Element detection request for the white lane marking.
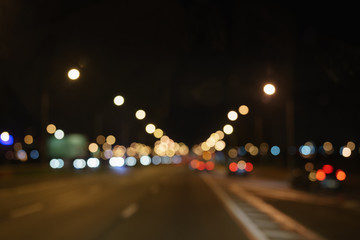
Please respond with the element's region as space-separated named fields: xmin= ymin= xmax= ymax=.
xmin=121 ymin=203 xmax=138 ymax=219
xmin=10 ymin=203 xmax=44 ymax=219
xmin=200 ymin=174 xmax=269 ymax=240
xmin=229 ymin=184 xmax=325 ymax=240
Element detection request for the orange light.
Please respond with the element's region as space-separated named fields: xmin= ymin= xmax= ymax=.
xmin=316 ymin=169 xmax=326 ymax=181
xmin=229 ymin=162 xmax=238 ymax=172
xmin=197 ymin=161 xmax=205 ymax=171
xmin=245 ymin=162 xmax=254 ymax=172
xmin=190 ymin=159 xmax=199 ymax=169
xmin=202 ymin=151 xmax=212 ymax=161
xmin=322 ymin=164 xmax=334 ymax=174
xmin=336 ymin=170 xmax=346 ymax=181
xmin=206 ymin=161 xmax=215 ymax=171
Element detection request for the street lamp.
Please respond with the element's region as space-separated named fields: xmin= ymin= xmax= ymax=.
xmin=263 ymin=83 xmax=276 ymax=95
xmin=113 ymin=95 xmax=125 ymax=106
xmin=67 ymin=68 xmax=80 ymax=80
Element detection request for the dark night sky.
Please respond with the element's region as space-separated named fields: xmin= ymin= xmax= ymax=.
xmin=1 ymin=1 xmax=360 ymax=147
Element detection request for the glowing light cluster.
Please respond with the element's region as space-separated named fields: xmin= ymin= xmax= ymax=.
xmin=50 ymin=159 xmax=65 ymax=169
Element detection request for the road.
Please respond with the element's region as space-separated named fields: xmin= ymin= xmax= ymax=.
xmin=0 ymin=165 xmax=359 ymax=240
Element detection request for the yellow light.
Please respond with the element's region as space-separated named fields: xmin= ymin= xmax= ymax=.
xmin=154 ymin=129 xmax=164 ymax=138
xmin=68 ymin=68 xmax=80 ymax=80
xmin=227 ymin=111 xmax=238 ymax=121
xmin=263 ymin=83 xmax=276 ymax=95
xmin=135 ymin=109 xmax=146 ymax=120
xmin=96 ymin=135 xmax=106 ymax=145
xmin=215 ymin=140 xmax=226 ymax=151
xmin=245 ymin=143 xmax=253 ymax=152
xmin=202 ymin=151 xmax=212 ymax=161
xmin=223 ymin=124 xmax=233 ymax=135
xmin=106 ymin=135 xmax=116 ymax=145
xmin=323 ymin=141 xmax=333 ymax=152
xmin=228 ymin=148 xmax=238 ymax=158
xmin=24 ymin=135 xmax=33 ymax=145
xmin=114 ymin=95 xmax=125 ymax=106
xmin=88 ymin=143 xmax=99 ymax=153
xmin=145 ymin=124 xmax=156 ymax=134
xmin=215 ymin=130 xmax=225 ymax=140
xmin=249 ymin=146 xmax=259 ymax=156
xmin=46 ymin=124 xmax=56 ymax=134
xmin=206 ymin=138 xmax=216 ymax=147
xmin=201 ymin=142 xmax=210 ymax=151
xmin=238 ymin=105 xmax=249 ymax=115
xmin=102 ymin=143 xmax=111 ymax=151
xmin=347 ymin=141 xmax=355 ymax=151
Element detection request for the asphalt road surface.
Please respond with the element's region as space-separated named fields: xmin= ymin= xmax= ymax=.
xmin=1 ymin=165 xmax=359 ymax=240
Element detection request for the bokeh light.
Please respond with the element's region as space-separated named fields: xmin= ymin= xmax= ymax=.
xmin=73 ymin=159 xmax=86 ymax=169
xmin=228 ymin=148 xmax=238 ymax=158
xmin=68 ymin=68 xmax=80 ymax=80
xmin=96 ymin=135 xmax=106 ymax=145
xmin=24 ymin=135 xmax=33 ymax=145
xmin=263 ymin=83 xmax=276 ymax=95
xmin=140 ymin=156 xmax=151 ymax=166
xmin=135 ymin=109 xmax=146 ymax=120
xmin=223 ymin=124 xmax=233 ymax=135
xmin=215 ymin=140 xmax=226 ymax=151
xmin=106 ymin=135 xmax=116 ymax=145
xmin=271 ymin=146 xmax=280 ymax=156
xmin=125 ymin=157 xmax=137 ymax=167
xmin=227 ymin=111 xmax=238 ymax=121
xmin=238 ymin=105 xmax=249 ymax=115
xmin=229 ymin=162 xmax=238 ymax=172
xmin=336 ymin=170 xmax=346 ymax=181
xmin=88 ymin=143 xmax=99 ymax=153
xmin=154 ymin=129 xmax=164 ymax=138
xmin=114 ymin=95 xmax=125 ymax=106
xmin=341 ymin=147 xmax=351 ymax=157
xmin=54 ymin=129 xmax=65 ymax=140
xmin=46 ymin=124 xmax=56 ymax=134
xmin=50 ymin=159 xmax=64 ymax=169
xmin=316 ymin=169 xmax=326 ymax=181
xmin=1 ymin=132 xmax=10 ymax=142
xmin=87 ymin=158 xmax=100 ymax=168
xmin=30 ymin=150 xmax=39 ymax=159
xmin=145 ymin=124 xmax=156 ymax=134
xmin=109 ymin=157 xmax=125 ymax=167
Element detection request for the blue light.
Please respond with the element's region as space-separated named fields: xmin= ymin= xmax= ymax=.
xmin=238 ymin=146 xmax=247 ymax=156
xmin=271 ymin=146 xmax=280 ymax=156
xmin=0 ymin=135 xmax=14 ymax=146
xmin=300 ymin=145 xmax=311 ymax=155
xmin=30 ymin=150 xmax=39 ymax=159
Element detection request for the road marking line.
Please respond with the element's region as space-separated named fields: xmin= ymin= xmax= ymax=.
xmin=121 ymin=203 xmax=138 ymax=219
xmin=10 ymin=203 xmax=44 ymax=219
xmin=200 ymin=174 xmax=270 ymax=240
xmin=229 ymin=184 xmax=325 ymax=240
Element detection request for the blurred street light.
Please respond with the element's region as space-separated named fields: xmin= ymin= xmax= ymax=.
xmin=238 ymin=105 xmax=249 ymax=115
xmin=135 ymin=109 xmax=146 ymax=120
xmin=223 ymin=124 xmax=233 ymax=135
xmin=227 ymin=111 xmax=238 ymax=121
xmin=263 ymin=83 xmax=276 ymax=95
xmin=54 ymin=129 xmax=64 ymax=140
xmin=67 ymin=68 xmax=80 ymax=80
xmin=145 ymin=124 xmax=156 ymax=134
xmin=113 ymin=95 xmax=125 ymax=106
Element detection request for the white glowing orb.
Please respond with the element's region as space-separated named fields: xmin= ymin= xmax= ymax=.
xmin=109 ymin=157 xmax=125 ymax=167
xmin=135 ymin=109 xmax=146 ymax=120
xmin=0 ymin=132 xmax=10 ymax=142
xmin=73 ymin=159 xmax=86 ymax=169
xmin=227 ymin=111 xmax=238 ymax=121
xmin=223 ymin=124 xmax=233 ymax=135
xmin=114 ymin=95 xmax=125 ymax=106
xmin=263 ymin=83 xmax=276 ymax=95
xmin=125 ymin=157 xmax=137 ymax=167
xmin=140 ymin=156 xmax=151 ymax=166
xmin=87 ymin=158 xmax=100 ymax=168
xmin=68 ymin=68 xmax=80 ymax=80
xmin=54 ymin=129 xmax=64 ymax=140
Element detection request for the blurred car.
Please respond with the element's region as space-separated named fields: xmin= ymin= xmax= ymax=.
xmin=226 ymin=158 xmax=254 ymax=177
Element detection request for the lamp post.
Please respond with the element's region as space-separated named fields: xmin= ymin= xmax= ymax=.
xmin=263 ymin=83 xmax=295 ymax=169
xmin=39 ymin=68 xmax=80 ymax=164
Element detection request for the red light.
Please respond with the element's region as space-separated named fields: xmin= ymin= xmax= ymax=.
xmin=336 ymin=170 xmax=346 ymax=181
xmin=229 ymin=162 xmax=238 ymax=172
xmin=245 ymin=162 xmax=254 ymax=172
xmin=197 ymin=161 xmax=205 ymax=171
xmin=323 ymin=164 xmax=334 ymax=174
xmin=190 ymin=159 xmax=199 ymax=169
xmin=316 ymin=169 xmax=326 ymax=181
xmin=205 ymin=161 xmax=215 ymax=171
